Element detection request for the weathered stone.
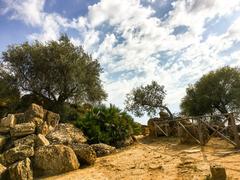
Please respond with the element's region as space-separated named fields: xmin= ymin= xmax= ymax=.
xmin=44 ymin=110 xmax=60 ymax=129
xmin=24 ymin=103 xmax=44 ymax=121
xmin=71 ymin=143 xmax=96 ymax=165
xmin=35 ymin=134 xmax=49 ymax=147
xmin=13 ymin=134 xmax=37 ymax=147
xmin=0 ymin=126 xmax=10 ymax=134
xmin=210 ymin=164 xmax=227 ymax=180
xmin=33 ymin=145 xmax=79 ymax=176
xmin=0 ymin=163 xmax=7 ymax=179
xmin=8 ymin=158 xmax=33 ymax=180
xmin=116 ymin=136 xmax=134 ymax=148
xmin=36 ymin=121 xmax=50 ymax=135
xmin=0 ymin=135 xmax=8 ymax=149
xmin=14 ymin=113 xmax=25 ymax=124
xmin=91 ymin=143 xmax=116 ymax=157
xmin=10 ymin=123 xmax=35 ymax=137
xmin=0 ymin=114 xmax=16 ymax=128
xmin=46 ymin=123 xmax=87 ymax=145
xmin=3 ymin=145 xmax=34 ymax=165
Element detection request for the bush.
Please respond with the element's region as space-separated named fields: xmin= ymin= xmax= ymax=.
xmin=76 ymin=104 xmax=141 ymax=146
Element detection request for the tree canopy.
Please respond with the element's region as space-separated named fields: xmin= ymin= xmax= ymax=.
xmin=1 ymin=35 xmax=107 ymax=111
xmin=181 ymin=66 xmax=240 ymax=116
xmin=125 ymin=81 xmax=173 ymax=119
xmin=0 ymin=69 xmax=20 ymax=116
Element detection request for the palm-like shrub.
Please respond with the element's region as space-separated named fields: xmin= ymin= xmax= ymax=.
xmin=76 ymin=104 xmax=141 ymax=146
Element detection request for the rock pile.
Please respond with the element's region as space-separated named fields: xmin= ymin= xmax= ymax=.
xmin=0 ymin=103 xmax=116 ymax=179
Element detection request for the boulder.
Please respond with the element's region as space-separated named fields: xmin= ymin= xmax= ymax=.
xmin=35 ymin=134 xmax=49 ymax=147
xmin=14 ymin=113 xmax=25 ymax=124
xmin=91 ymin=143 xmax=116 ymax=157
xmin=3 ymin=145 xmax=34 ymax=165
xmin=13 ymin=134 xmax=37 ymax=147
xmin=44 ymin=110 xmax=60 ymax=129
xmin=8 ymin=158 xmax=33 ymax=180
xmin=33 ymin=145 xmax=79 ymax=176
xmin=116 ymin=136 xmax=134 ymax=148
xmin=210 ymin=164 xmax=227 ymax=180
xmin=24 ymin=103 xmax=44 ymax=121
xmin=0 ymin=114 xmax=16 ymax=128
xmin=0 ymin=115 xmax=16 ymax=133
xmin=46 ymin=123 xmax=87 ymax=145
xmin=71 ymin=143 xmax=96 ymax=165
xmin=0 ymin=163 xmax=7 ymax=179
xmin=10 ymin=123 xmax=36 ymax=137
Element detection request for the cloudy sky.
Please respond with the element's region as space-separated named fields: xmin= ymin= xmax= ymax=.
xmin=0 ymin=0 xmax=240 ymax=123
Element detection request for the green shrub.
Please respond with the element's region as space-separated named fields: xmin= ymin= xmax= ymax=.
xmin=76 ymin=104 xmax=141 ymax=146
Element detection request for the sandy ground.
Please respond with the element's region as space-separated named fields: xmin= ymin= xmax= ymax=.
xmin=41 ymin=136 xmax=240 ymax=180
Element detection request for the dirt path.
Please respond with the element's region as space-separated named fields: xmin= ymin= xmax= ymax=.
xmin=42 ymin=137 xmax=240 ymax=180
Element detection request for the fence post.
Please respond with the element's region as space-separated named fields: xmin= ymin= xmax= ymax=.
xmin=229 ymin=113 xmax=240 ymax=149
xmin=198 ymin=118 xmax=204 ymax=146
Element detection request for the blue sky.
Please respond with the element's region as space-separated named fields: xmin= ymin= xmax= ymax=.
xmin=1 ymin=0 xmax=240 ymax=124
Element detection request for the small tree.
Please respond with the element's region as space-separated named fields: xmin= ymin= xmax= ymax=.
xmin=181 ymin=66 xmax=240 ymax=116
xmin=125 ymin=81 xmax=173 ymax=119
xmin=2 ymin=35 xmax=107 ymax=111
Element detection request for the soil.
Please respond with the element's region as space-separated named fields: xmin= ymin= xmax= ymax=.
xmin=42 ymin=136 xmax=240 ymax=180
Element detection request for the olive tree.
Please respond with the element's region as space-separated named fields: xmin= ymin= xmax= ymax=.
xmin=125 ymin=81 xmax=173 ymax=119
xmin=181 ymin=66 xmax=240 ymax=116
xmin=1 ymin=35 xmax=107 ymax=110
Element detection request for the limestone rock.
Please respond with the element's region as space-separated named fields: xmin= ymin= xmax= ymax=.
xmin=33 ymin=145 xmax=79 ymax=176
xmin=91 ymin=143 xmax=116 ymax=157
xmin=0 ymin=126 xmax=10 ymax=134
xmin=210 ymin=164 xmax=227 ymax=180
xmin=8 ymin=158 xmax=33 ymax=180
xmin=13 ymin=134 xmax=37 ymax=147
xmin=24 ymin=103 xmax=44 ymax=121
xmin=46 ymin=123 xmax=87 ymax=145
xmin=35 ymin=134 xmax=49 ymax=147
xmin=3 ymin=145 xmax=34 ymax=165
xmin=116 ymin=136 xmax=134 ymax=148
xmin=10 ymin=123 xmax=35 ymax=137
xmin=71 ymin=143 xmax=96 ymax=165
xmin=0 ymin=163 xmax=7 ymax=179
xmin=1 ymin=114 xmax=16 ymax=128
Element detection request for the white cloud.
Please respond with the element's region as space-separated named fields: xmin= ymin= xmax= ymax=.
xmin=2 ymin=0 xmax=240 ymax=124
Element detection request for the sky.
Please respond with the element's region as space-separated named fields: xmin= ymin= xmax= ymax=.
xmin=0 ymin=0 xmax=240 ymax=124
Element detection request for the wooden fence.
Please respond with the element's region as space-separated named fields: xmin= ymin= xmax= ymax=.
xmin=152 ymin=112 xmax=240 ymax=148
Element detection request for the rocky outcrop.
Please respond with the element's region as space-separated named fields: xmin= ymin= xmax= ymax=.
xmin=33 ymin=145 xmax=80 ymax=176
xmin=0 ymin=135 xmax=8 ymax=151
xmin=3 ymin=145 xmax=34 ymax=165
xmin=91 ymin=143 xmax=116 ymax=157
xmin=46 ymin=123 xmax=87 ymax=145
xmin=71 ymin=143 xmax=96 ymax=165
xmin=8 ymin=158 xmax=33 ymax=180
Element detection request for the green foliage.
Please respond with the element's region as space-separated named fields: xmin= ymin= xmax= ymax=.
xmin=125 ymin=81 xmax=173 ymax=119
xmin=181 ymin=66 xmax=240 ymax=116
xmin=76 ymin=104 xmax=141 ymax=146
xmin=1 ymin=34 xmax=107 ymax=113
xmin=0 ymin=69 xmax=20 ymax=117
